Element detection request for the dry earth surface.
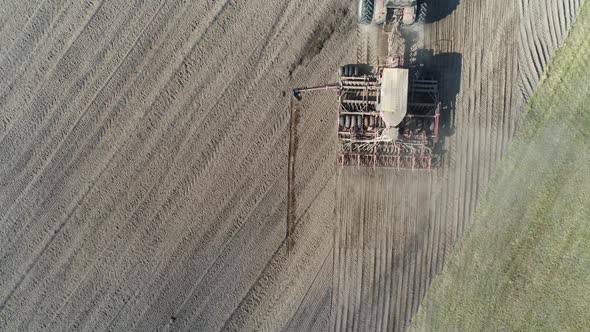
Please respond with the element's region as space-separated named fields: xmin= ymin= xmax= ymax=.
xmin=0 ymin=0 xmax=583 ymax=331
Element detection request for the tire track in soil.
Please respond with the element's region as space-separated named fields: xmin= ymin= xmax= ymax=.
xmin=357 ymin=24 xmax=380 ymax=65
xmin=0 ymin=0 xmax=222 ymax=322
xmin=0 ymin=0 xmax=47 ymax=59
xmin=0 ymin=0 xmax=199 ymax=286
xmin=0 ymin=0 xmax=80 ymax=141
xmin=0 ymin=0 xmax=162 ymax=304
xmin=35 ymin=0 xmax=278 ymax=326
xmin=0 ymin=0 xmax=76 ymax=88
xmin=47 ymin=0 xmax=328 ymax=330
xmin=107 ymin=2 xmax=338 ymax=330
xmin=285 ymin=248 xmax=333 ymax=332
xmin=0 ymin=0 xmax=163 ymax=240
xmin=221 ymin=173 xmax=336 ymax=331
xmin=0 ymin=0 xmax=172 ymax=208
xmin=0 ymin=0 xmax=231 ymax=324
xmin=218 ymin=3 xmax=354 ymax=329
xmin=0 ymin=0 xmax=224 ymax=245
xmin=0 ymin=0 xmax=106 ymax=140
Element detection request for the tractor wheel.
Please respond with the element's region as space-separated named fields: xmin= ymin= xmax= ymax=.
xmin=358 ymin=0 xmax=374 ymax=25
xmin=340 ymin=65 xmax=350 ymax=77
xmin=416 ymin=2 xmax=428 ymax=24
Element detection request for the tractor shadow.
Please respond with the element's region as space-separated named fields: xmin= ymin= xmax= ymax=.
xmin=422 ymin=0 xmax=461 ymax=23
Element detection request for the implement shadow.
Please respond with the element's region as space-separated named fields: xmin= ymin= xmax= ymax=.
xmin=414 ymin=49 xmax=463 ymax=162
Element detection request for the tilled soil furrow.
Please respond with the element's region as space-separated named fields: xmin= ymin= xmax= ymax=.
xmin=0 ymin=0 xmax=187 ymax=223
xmin=0 ymin=0 xmax=276 ymax=322
xmin=52 ymin=106 xmax=290 ymax=330
xmin=0 ymin=2 xmax=168 ymax=243
xmin=0 ymin=0 xmax=217 ymax=211
xmin=416 ymin=175 xmax=433 ymax=314
xmin=0 ymin=0 xmax=110 ymax=154
xmin=114 ymin=124 xmax=292 ymax=330
xmin=518 ymin=0 xmax=582 ymax=101
xmin=285 ymin=247 xmax=333 ymax=331
xmin=221 ymin=173 xmax=335 ymax=331
xmin=370 ymin=186 xmax=382 ymax=332
xmin=0 ymin=0 xmax=78 ymax=92
xmin=0 ymin=0 xmax=218 ymax=280
xmin=0 ymin=0 xmax=45 ymax=40
xmin=85 ymin=85 xmax=292 ymax=330
xmin=0 ymin=0 xmax=78 ymax=147
xmin=128 ymin=102 xmax=292 ymax=325
xmin=383 ymin=189 xmax=395 ymax=332
xmin=100 ymin=1 xmax=352 ymax=326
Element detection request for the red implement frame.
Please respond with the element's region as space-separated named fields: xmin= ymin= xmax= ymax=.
xmin=336 ymin=72 xmax=440 ymax=170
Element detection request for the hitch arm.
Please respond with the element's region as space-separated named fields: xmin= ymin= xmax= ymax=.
xmin=293 ymin=84 xmax=339 ymax=100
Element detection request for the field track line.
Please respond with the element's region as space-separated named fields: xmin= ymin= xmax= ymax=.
xmin=74 ymin=113 xmax=289 ymax=329
xmin=152 ymin=126 xmax=288 ymax=325
xmin=47 ymin=0 xmax=252 ymax=321
xmin=285 ymin=247 xmax=333 ymax=329
xmin=134 ymin=1 xmax=350 ymax=324
xmin=0 ymin=0 xmax=102 ymax=114
xmin=0 ymin=133 xmax=121 ymax=315
xmin=0 ymin=0 xmax=107 ymax=171
xmin=0 ymin=0 xmax=169 ymax=242
xmin=0 ymin=0 xmax=78 ymax=143
xmin=0 ymin=0 xmax=202 ymax=313
xmin=126 ymin=46 xmax=300 ymax=330
xmin=127 ymin=167 xmax=286 ymax=330
xmin=221 ymin=170 xmax=335 ymax=331
xmin=0 ymin=0 xmax=71 ymax=75
xmin=0 ymin=0 xmax=228 ymax=245
xmin=0 ymin=0 xmax=48 ymax=59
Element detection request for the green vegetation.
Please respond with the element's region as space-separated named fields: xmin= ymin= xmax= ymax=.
xmin=410 ymin=3 xmax=590 ymax=331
